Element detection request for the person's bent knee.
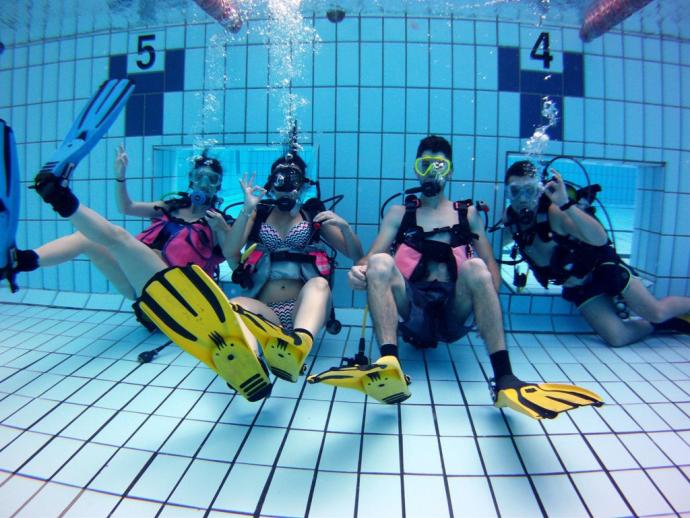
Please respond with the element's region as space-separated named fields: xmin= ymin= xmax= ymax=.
xmin=596 ymin=325 xmax=632 ymax=347
xmin=305 ymin=275 xmax=330 ymax=292
xmin=77 ymin=232 xmax=107 ymax=255
xmin=230 ymin=296 xmax=254 ymax=306
xmin=642 ymin=306 xmax=666 ymax=324
xmin=602 ymin=333 xmax=631 ymax=348
xmin=457 ymin=258 xmax=493 ymax=288
xmin=104 ymin=225 xmax=136 ymax=249
xmin=458 ymin=258 xmax=489 ymax=275
xmin=366 ymin=253 xmax=397 ymax=284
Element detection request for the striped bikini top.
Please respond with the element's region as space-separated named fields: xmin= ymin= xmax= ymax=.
xmin=258 ymin=220 xmax=312 ymax=251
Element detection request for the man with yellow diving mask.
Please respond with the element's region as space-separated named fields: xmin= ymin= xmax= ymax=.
xmin=308 ymin=135 xmax=604 ymax=420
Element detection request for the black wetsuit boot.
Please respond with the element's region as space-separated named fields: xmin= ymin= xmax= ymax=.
xmin=33 ymin=172 xmax=79 ymax=217
xmin=653 ymin=317 xmax=690 ymax=334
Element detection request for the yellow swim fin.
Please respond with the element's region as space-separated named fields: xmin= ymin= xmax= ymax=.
xmin=134 ymin=265 xmax=272 ymax=402
xmin=229 ymin=303 xmax=312 ymax=382
xmin=307 ymin=355 xmax=411 ymax=404
xmin=491 ymin=374 xmax=604 ymax=420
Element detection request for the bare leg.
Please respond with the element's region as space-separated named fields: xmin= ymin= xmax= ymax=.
xmin=230 ymin=277 xmax=331 ymax=345
xmin=454 ymin=258 xmax=506 ymax=354
xmin=225 ymin=296 xmax=283 ymax=355
xmin=67 ymin=205 xmax=167 ymax=296
xmin=623 ymin=278 xmax=690 ymax=322
xmin=36 ymin=233 xmax=91 ymax=265
xmin=231 ymin=296 xmax=281 ymax=326
xmin=365 ymin=253 xmax=409 ymax=347
xmin=579 ymin=295 xmax=654 ymax=347
xmin=293 ymin=276 xmax=331 ymax=335
xmin=230 ymin=292 xmax=318 ymax=382
xmin=37 ymin=232 xmax=136 ymax=299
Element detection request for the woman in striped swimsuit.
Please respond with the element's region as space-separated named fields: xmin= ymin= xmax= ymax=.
xmin=221 ymin=153 xmax=363 ymax=380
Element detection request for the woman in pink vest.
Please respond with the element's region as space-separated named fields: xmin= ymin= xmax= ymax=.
xmin=8 ymin=145 xmax=233 ymax=300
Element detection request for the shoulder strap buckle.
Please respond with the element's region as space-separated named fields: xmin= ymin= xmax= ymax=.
xmin=453 ymin=198 xmax=472 ymax=211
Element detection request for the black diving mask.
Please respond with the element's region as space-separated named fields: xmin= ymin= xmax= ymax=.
xmin=269 ymin=164 xmax=304 ymax=193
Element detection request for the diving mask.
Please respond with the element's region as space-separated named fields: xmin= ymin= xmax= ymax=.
xmin=414 ymin=156 xmax=452 ymax=178
xmin=269 ymin=164 xmax=304 ymax=193
xmin=190 ymin=168 xmax=222 ymax=188
xmin=507 ymin=178 xmax=542 ymax=208
xmin=188 ymin=168 xmax=222 ymax=208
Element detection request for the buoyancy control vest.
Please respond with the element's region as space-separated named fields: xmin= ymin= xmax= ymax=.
xmin=231 ymin=198 xmax=334 ymax=297
xmin=505 ymin=195 xmax=619 ymax=288
xmin=136 ymin=195 xmax=226 ymax=278
xmin=392 ymin=195 xmax=478 ymax=283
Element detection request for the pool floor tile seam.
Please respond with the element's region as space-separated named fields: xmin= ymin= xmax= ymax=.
xmin=0 ymin=301 xmax=688 ymax=517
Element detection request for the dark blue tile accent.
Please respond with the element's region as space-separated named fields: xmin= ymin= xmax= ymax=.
xmin=125 ymin=94 xmax=145 ymax=137
xmin=109 ymin=55 xmax=127 ymax=79
xmin=499 ymin=47 xmax=580 ymax=143
xmin=144 ymin=93 xmax=164 ymax=136
xmin=563 ymin=52 xmax=584 ymax=97
xmin=520 ymin=93 xmax=538 ymax=139
xmin=165 ymin=49 xmax=185 ymax=92
xmin=520 ymin=70 xmax=562 ymax=96
xmin=108 ymin=49 xmax=185 ymax=136
xmin=498 ymin=47 xmax=520 ymax=92
xmin=520 ymin=93 xmax=563 ymax=140
xmin=132 ymin=72 xmax=165 ymax=94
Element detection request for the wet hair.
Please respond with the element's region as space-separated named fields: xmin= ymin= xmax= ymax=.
xmin=416 ymin=135 xmax=452 ymax=161
xmin=270 ymin=153 xmax=306 ymax=176
xmin=504 ymin=160 xmax=538 ymax=184
xmin=193 ymin=155 xmax=223 ymax=176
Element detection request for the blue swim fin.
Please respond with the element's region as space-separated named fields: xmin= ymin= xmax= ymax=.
xmin=38 ymin=78 xmax=135 ymax=180
xmin=0 ymin=119 xmax=20 ymax=292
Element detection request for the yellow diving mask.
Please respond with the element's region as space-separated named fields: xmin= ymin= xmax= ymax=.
xmin=414 ymin=156 xmax=452 ymax=178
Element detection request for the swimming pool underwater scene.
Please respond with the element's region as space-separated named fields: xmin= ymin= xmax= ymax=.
xmin=0 ymin=0 xmax=689 ymax=516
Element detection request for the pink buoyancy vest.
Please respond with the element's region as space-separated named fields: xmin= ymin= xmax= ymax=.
xmin=394 ymin=242 xmax=471 ymax=280
xmin=136 ymin=213 xmax=225 ymax=277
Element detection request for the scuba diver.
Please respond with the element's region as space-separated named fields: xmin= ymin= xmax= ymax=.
xmin=220 ymin=153 xmax=364 ymax=383
xmin=116 ymin=145 xmax=232 ymax=281
xmin=4 ymin=142 xmax=233 ymax=303
xmin=503 ymin=160 xmax=690 ymax=347
xmin=22 ymin=82 xmax=325 ymax=402
xmin=308 ymin=135 xmax=604 ymax=419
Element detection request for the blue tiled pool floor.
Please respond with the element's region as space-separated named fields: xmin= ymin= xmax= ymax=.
xmin=0 ymin=302 xmax=688 ymax=517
